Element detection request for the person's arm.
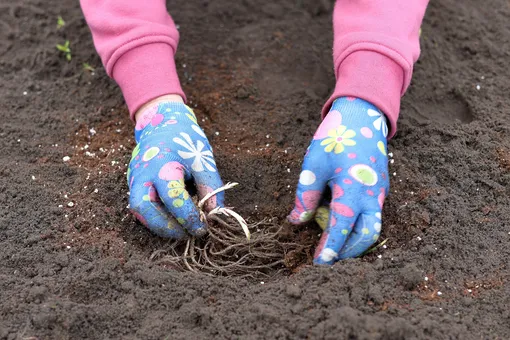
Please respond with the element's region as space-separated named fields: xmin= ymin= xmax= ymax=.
xmin=322 ymin=0 xmax=429 ymax=138
xmin=80 ymin=1 xmax=225 ymax=239
xmin=290 ymin=0 xmax=430 ymax=265
xmin=79 ymin=0 xmax=186 ymax=117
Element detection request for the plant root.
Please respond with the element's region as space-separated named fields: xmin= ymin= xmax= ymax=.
xmin=149 ymin=183 xmax=316 ymax=278
xmin=152 ymin=217 xmax=307 ymax=278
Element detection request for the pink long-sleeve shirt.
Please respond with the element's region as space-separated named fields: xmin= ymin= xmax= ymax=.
xmin=80 ymin=0 xmax=428 ymax=138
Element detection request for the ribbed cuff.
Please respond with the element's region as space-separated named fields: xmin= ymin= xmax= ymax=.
xmin=322 ymin=51 xmax=404 ymax=139
xmin=112 ymin=43 xmax=186 ymax=119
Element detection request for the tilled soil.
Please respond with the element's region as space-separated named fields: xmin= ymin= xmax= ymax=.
xmin=1 ymin=0 xmax=510 ymax=339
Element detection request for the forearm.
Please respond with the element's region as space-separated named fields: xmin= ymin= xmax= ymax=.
xmin=79 ymin=0 xmax=186 ymax=116
xmin=323 ymin=0 xmax=429 ymax=138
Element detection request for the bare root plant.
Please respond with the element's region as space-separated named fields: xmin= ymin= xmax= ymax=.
xmin=149 ymin=183 xmax=310 ymax=278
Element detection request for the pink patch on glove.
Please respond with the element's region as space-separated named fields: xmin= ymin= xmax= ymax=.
xmin=332 ymin=184 xmax=344 ymax=199
xmin=314 ymin=110 xmax=342 ymax=140
xmin=131 ymin=210 xmax=148 ymax=227
xmin=360 ymin=127 xmax=373 ymax=138
xmin=289 ymin=190 xmax=321 ymax=223
xmin=331 ymin=202 xmax=354 ymax=217
xmin=378 ymin=188 xmax=386 ymax=209
xmin=314 ymin=231 xmax=329 ymax=259
xmin=302 ymin=190 xmax=321 ymax=210
xmin=330 ymin=215 xmax=337 ymax=227
xmin=158 ymin=161 xmax=185 ymax=181
xmin=135 ymin=104 xmax=158 ymax=131
xmin=151 ymin=113 xmax=164 ymax=127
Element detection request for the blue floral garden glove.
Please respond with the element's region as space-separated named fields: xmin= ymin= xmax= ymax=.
xmin=288 ymin=97 xmax=390 ymax=265
xmin=127 ymin=102 xmax=224 ymax=239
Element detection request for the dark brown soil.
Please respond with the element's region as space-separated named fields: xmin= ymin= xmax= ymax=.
xmin=2 ymin=0 xmax=510 ymax=339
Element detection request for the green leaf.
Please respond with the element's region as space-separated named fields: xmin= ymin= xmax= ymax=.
xmin=82 ymin=62 xmax=95 ymax=72
xmin=56 ymin=40 xmax=72 ymax=62
xmin=57 ymin=16 xmax=65 ymax=29
xmin=56 ymin=40 xmax=70 ymax=53
xmin=56 ymin=44 xmax=67 ymax=52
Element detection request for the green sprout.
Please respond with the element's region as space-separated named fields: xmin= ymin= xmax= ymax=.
xmin=82 ymin=63 xmax=95 ymax=72
xmin=57 ymin=16 xmax=65 ymax=29
xmin=359 ymin=238 xmax=388 ymax=257
xmin=56 ymin=40 xmax=72 ymax=61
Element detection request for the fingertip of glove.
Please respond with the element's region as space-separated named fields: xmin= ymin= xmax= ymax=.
xmin=287 ymin=209 xmax=301 ymax=225
xmin=193 ymin=227 xmax=208 ymax=238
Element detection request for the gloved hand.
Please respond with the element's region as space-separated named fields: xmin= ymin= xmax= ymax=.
xmin=127 ymin=101 xmax=224 ymax=239
xmin=288 ymin=97 xmax=390 ymax=264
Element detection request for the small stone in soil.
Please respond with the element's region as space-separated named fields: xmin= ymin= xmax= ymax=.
xmin=67 ymin=202 xmax=74 ymax=207
xmin=63 ymin=156 xmax=70 ymax=162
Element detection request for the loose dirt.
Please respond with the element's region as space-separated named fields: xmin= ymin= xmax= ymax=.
xmin=1 ymin=0 xmax=510 ymax=339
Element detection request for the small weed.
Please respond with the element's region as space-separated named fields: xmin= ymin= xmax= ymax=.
xmin=56 ymin=40 xmax=72 ymax=61
xmin=360 ymin=238 xmax=388 ymax=257
xmin=83 ymin=63 xmax=95 ymax=72
xmin=57 ymin=16 xmax=65 ymax=29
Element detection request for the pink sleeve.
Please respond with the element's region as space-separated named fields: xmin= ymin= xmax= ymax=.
xmin=323 ymin=0 xmax=429 ymax=138
xmin=80 ymin=0 xmax=186 ymax=117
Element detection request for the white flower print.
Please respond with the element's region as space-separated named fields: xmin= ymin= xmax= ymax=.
xmin=191 ymin=124 xmax=206 ymax=138
xmin=173 ymin=132 xmax=216 ymax=172
xmin=367 ymin=108 xmax=388 ymax=138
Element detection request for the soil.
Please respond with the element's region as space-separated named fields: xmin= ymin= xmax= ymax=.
xmin=1 ymin=0 xmax=510 ymax=339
